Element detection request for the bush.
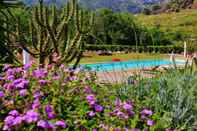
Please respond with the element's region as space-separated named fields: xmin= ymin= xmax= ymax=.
xmin=115 ymin=70 xmax=197 ymax=130
xmin=0 ymin=63 xmax=182 ymax=130
xmin=85 ymin=44 xmax=188 ymax=53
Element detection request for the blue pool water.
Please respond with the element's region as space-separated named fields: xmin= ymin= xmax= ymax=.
xmin=82 ymin=59 xmax=183 ymax=72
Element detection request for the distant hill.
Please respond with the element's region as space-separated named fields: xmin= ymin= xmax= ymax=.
xmin=137 ymin=9 xmax=197 ymax=40
xmin=22 ymin=0 xmax=167 ymax=13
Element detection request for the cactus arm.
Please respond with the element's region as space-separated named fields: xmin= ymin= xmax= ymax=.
xmin=44 ymin=7 xmax=58 ymax=52
xmin=60 ymin=33 xmax=81 ymax=62
xmin=34 ymin=7 xmax=46 ymax=28
xmin=51 ymin=4 xmax=57 ymax=34
xmin=29 ymin=20 xmax=39 ymax=51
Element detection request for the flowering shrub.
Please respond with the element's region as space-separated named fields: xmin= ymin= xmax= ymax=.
xmin=0 ymin=63 xmax=181 ymax=130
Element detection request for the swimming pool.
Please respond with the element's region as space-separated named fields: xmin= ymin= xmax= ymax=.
xmin=83 ymin=59 xmax=183 ymax=72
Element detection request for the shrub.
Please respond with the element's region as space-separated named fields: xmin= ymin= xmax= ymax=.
xmin=115 ymin=69 xmax=197 ymax=130
xmin=0 ymin=63 xmax=180 ymax=130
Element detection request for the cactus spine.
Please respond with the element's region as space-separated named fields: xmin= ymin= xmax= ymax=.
xmin=18 ymin=0 xmax=94 ymax=66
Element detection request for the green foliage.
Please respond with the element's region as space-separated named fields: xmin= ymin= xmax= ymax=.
xmin=138 ymin=9 xmax=197 ymax=50
xmin=0 ymin=0 xmax=22 ymax=66
xmin=85 ymin=44 xmax=196 ymax=53
xmin=114 ymin=69 xmax=197 ymax=130
xmin=1 ymin=63 xmax=194 ymax=130
xmin=91 ymin=8 xmax=172 ymax=48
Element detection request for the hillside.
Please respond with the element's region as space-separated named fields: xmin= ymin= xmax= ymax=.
xmin=137 ymin=9 xmax=197 ymax=41
xmin=23 ymin=0 xmax=166 ymax=13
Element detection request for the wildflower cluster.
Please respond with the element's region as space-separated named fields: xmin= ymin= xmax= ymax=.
xmin=0 ymin=63 xmax=178 ymax=130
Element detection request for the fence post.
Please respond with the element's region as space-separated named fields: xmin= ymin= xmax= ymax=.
xmin=184 ymin=41 xmax=187 ymax=58
xmin=23 ymin=49 xmax=30 ymax=65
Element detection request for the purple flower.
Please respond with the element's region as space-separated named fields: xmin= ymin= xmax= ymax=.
xmin=47 ymin=64 xmax=54 ymax=70
xmin=33 ymin=91 xmax=42 ymax=99
xmin=7 ymin=75 xmax=15 ymax=81
xmin=94 ymin=104 xmax=104 ymax=112
xmin=13 ymin=78 xmax=29 ymax=89
xmin=3 ymin=64 xmax=11 ymax=71
xmin=123 ymin=102 xmax=133 ymax=110
xmin=165 ymin=128 xmax=171 ymax=131
xmin=52 ymin=73 xmax=60 ymax=80
xmin=0 ymin=76 xmax=4 ymax=81
xmin=125 ymin=128 xmax=130 ymax=131
xmin=55 ymin=120 xmax=67 ymax=128
xmin=86 ymin=94 xmax=96 ymax=105
xmin=165 ymin=128 xmax=177 ymax=131
xmin=127 ymin=110 xmax=135 ymax=117
xmin=69 ymin=76 xmax=77 ymax=81
xmin=3 ymin=125 xmax=10 ymax=131
xmin=117 ymin=111 xmax=128 ymax=119
xmin=141 ymin=109 xmax=153 ymax=116
xmin=84 ymin=86 xmax=93 ymax=94
xmin=23 ymin=110 xmax=40 ymax=123
xmin=32 ymin=99 xmax=41 ymax=109
xmin=37 ymin=120 xmax=55 ymax=129
xmin=12 ymin=116 xmax=23 ymax=126
xmin=45 ymin=105 xmax=56 ymax=119
xmin=4 ymin=115 xmax=15 ymax=126
xmin=47 ymin=113 xmax=56 ymax=119
xmin=19 ymin=89 xmax=27 ymax=96
xmin=0 ymin=91 xmax=5 ymax=98
xmin=39 ymin=80 xmax=48 ymax=86
xmin=147 ymin=119 xmax=155 ymax=126
xmin=45 ymin=104 xmax=53 ymax=113
xmin=115 ymin=98 xmax=121 ymax=107
xmin=8 ymin=110 xmax=19 ymax=117
xmin=15 ymin=67 xmax=23 ymax=73
xmin=60 ymin=64 xmax=65 ymax=69
xmin=3 ymin=83 xmax=14 ymax=90
xmin=23 ymin=63 xmax=31 ymax=70
xmin=6 ymin=69 xmax=15 ymax=76
xmin=88 ymin=111 xmax=96 ymax=117
xmin=114 ymin=128 xmax=121 ymax=131
xmin=32 ymin=69 xmax=48 ymax=79
xmin=37 ymin=120 xmax=48 ymax=128
xmin=93 ymin=128 xmax=98 ymax=131
xmin=133 ymin=128 xmax=139 ymax=131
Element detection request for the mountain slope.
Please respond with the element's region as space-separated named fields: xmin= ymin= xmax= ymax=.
xmin=23 ymin=0 xmax=167 ymax=13
xmin=137 ymin=9 xmax=197 ymax=39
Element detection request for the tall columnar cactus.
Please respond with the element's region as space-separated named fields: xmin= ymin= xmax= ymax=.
xmin=18 ymin=0 xmax=94 ymax=66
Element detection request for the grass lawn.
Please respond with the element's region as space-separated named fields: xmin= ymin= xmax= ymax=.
xmin=80 ymin=53 xmax=168 ymax=64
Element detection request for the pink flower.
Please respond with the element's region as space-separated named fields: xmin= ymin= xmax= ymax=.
xmin=88 ymin=111 xmax=96 ymax=117
xmin=32 ymin=69 xmax=48 ymax=79
xmin=23 ymin=110 xmax=40 ymax=123
xmin=141 ymin=109 xmax=153 ymax=116
xmin=0 ymin=91 xmax=5 ymax=98
xmin=147 ymin=119 xmax=155 ymax=126
xmin=123 ymin=102 xmax=133 ymax=110
xmin=37 ymin=120 xmax=55 ymax=129
xmin=86 ymin=94 xmax=96 ymax=105
xmin=19 ymin=89 xmax=27 ymax=96
xmin=8 ymin=110 xmax=19 ymax=117
xmin=23 ymin=63 xmax=32 ymax=70
xmin=12 ymin=116 xmax=23 ymax=126
xmin=55 ymin=120 xmax=67 ymax=128
xmin=115 ymin=98 xmax=122 ymax=107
